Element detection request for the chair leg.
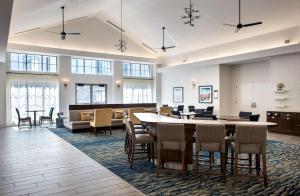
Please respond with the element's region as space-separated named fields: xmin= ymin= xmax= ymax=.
xmin=262 ymin=154 xmax=268 ymax=187
xmin=234 ymin=152 xmax=238 ymax=184
xmin=109 ymin=126 xmax=112 ymax=135
xmin=181 ymin=150 xmax=185 ymax=174
xmin=256 ymin=154 xmax=260 ymax=176
xmin=130 ymin=144 xmax=135 ymax=169
xmin=249 ymin=154 xmax=252 ymax=174
xmin=29 ymin=120 xmax=32 ymax=128
xmin=195 ymin=150 xmax=199 ymax=175
xmin=156 ymin=149 xmax=161 ymax=177
xmin=151 ymin=143 xmax=155 ymax=167
xmin=231 ymin=146 xmax=234 ymax=175
xmin=221 ymin=152 xmax=226 ymax=183
xmin=94 ymin=128 xmax=97 ymax=136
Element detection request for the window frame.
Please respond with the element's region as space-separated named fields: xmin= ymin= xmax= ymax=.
xmin=71 ymin=57 xmax=112 ymax=75
xmin=75 ymin=83 xmax=108 ymax=105
xmin=9 ymin=52 xmax=57 ymax=73
xmin=122 ymin=62 xmax=152 ymax=78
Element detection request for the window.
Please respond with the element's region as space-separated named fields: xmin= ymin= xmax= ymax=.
xmin=76 ymin=84 xmax=107 ymax=104
xmin=9 ymin=52 xmax=57 ymax=73
xmin=123 ymin=79 xmax=153 ymax=103
xmin=8 ymin=74 xmax=59 ymax=125
xmin=123 ymin=62 xmax=151 ymax=77
xmin=71 ymin=58 xmax=112 ymax=75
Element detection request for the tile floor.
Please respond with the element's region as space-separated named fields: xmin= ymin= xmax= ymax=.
xmin=0 ymin=127 xmax=144 ymax=196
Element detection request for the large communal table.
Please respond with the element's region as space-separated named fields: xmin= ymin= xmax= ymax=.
xmin=134 ymin=113 xmax=276 ymax=170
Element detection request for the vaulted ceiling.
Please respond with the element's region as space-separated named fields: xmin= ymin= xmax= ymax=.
xmin=9 ymin=0 xmax=300 ymax=58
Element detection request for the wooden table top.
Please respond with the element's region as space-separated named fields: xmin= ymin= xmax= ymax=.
xmin=134 ymin=113 xmax=277 ymax=126
xmin=217 ymin=115 xmax=249 ymax=121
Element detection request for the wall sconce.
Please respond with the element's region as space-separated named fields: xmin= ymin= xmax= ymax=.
xmin=62 ymin=79 xmax=69 ymax=88
xmin=116 ymin=80 xmax=122 ymax=88
xmin=192 ymin=79 xmax=197 ymax=88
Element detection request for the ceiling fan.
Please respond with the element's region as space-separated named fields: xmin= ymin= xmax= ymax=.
xmin=155 ymin=27 xmax=176 ymax=52
xmin=223 ymin=0 xmax=262 ymax=33
xmin=46 ymin=6 xmax=81 ymax=40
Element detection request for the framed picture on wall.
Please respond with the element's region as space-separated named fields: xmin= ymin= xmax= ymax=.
xmin=173 ymin=87 xmax=184 ymax=103
xmin=199 ymin=85 xmax=213 ymax=103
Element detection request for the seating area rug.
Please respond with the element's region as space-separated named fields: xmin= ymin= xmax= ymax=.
xmin=49 ymin=128 xmax=300 ymax=195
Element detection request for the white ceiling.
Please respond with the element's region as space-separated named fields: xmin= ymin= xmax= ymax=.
xmin=10 ymin=0 xmax=300 ymax=57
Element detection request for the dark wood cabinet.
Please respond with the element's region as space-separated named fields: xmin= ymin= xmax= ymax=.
xmin=267 ymin=111 xmax=300 ymax=135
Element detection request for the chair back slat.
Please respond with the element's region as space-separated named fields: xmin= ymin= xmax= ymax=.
xmin=16 ymin=108 xmax=21 ymax=120
xmin=196 ymin=124 xmax=225 ymax=152
xmin=235 ymin=125 xmax=267 ymax=154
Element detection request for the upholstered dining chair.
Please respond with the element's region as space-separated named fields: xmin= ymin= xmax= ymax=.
xmin=239 ymin=111 xmax=252 ymax=119
xmin=159 ymin=106 xmax=172 ymax=117
xmin=39 ymin=107 xmax=54 ymax=126
xmin=231 ymin=125 xmax=268 ymax=187
xmin=90 ymin=108 xmax=112 ymax=136
xmin=250 ymin=114 xmax=260 ymax=121
xmin=188 ymin=105 xmax=195 ymax=112
xmin=195 ymin=124 xmax=226 ymax=181
xmin=16 ymin=108 xmax=32 ymax=128
xmin=127 ymin=119 xmax=154 ymax=168
xmin=124 ymin=117 xmax=148 ymax=159
xmin=156 ymin=123 xmax=186 ymax=177
xmin=128 ymin=107 xmax=145 ymax=129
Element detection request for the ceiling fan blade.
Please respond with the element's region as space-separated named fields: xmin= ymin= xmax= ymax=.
xmin=46 ymin=31 xmax=60 ymax=35
xmin=243 ymin=22 xmax=262 ymax=27
xmin=223 ymin=24 xmax=236 ymax=27
xmin=165 ymin=46 xmax=176 ymax=49
xmin=66 ymin=32 xmax=81 ymax=35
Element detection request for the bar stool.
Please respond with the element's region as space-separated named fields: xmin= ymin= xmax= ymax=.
xmin=127 ymin=119 xmax=154 ymax=168
xmin=195 ymin=124 xmax=226 ymax=182
xmin=156 ymin=123 xmax=186 ymax=177
xmin=231 ymin=125 xmax=268 ymax=187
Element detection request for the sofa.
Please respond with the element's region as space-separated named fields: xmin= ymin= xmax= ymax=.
xmin=66 ymin=103 xmax=157 ymax=132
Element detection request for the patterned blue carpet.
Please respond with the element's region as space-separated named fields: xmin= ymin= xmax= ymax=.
xmin=49 ymin=128 xmax=300 ymax=195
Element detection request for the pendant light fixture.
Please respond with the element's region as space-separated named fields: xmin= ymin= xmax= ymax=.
xmin=182 ymin=0 xmax=200 ymax=26
xmin=115 ymin=0 xmax=127 ymax=52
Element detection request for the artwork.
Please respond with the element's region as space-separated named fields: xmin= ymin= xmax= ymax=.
xmin=173 ymin=87 xmax=184 ymax=103
xmin=199 ymin=85 xmax=213 ymax=103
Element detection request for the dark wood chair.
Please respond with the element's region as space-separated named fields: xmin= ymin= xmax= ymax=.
xmin=203 ymin=106 xmax=214 ymax=115
xmin=16 ymin=108 xmax=32 ymax=128
xmin=231 ymin=125 xmax=268 ymax=187
xmin=250 ymin=114 xmax=260 ymax=121
xmin=188 ymin=106 xmax=195 ymax=112
xmin=39 ymin=107 xmax=54 ymax=126
xmin=195 ymin=124 xmax=226 ymax=182
xmin=156 ymin=123 xmax=186 ymax=177
xmin=239 ymin=111 xmax=252 ymax=119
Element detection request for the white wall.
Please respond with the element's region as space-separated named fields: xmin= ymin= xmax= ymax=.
xmin=228 ymin=61 xmax=271 ymax=121
xmin=270 ymin=53 xmax=300 ymax=112
xmin=0 ymin=62 xmax=6 ymax=127
xmin=161 ymin=65 xmax=220 ymax=114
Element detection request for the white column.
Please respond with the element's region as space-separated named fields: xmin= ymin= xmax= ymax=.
xmin=112 ymin=60 xmax=123 ymax=103
xmin=0 ymin=62 xmax=6 ymax=127
xmin=58 ymin=55 xmax=72 ymax=116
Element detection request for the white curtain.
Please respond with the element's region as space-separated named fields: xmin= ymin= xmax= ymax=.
xmin=6 ymin=74 xmax=59 ymax=125
xmin=123 ymin=79 xmax=153 ymax=103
